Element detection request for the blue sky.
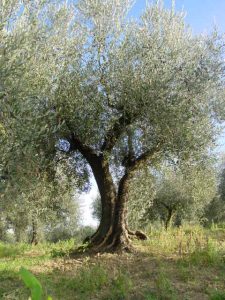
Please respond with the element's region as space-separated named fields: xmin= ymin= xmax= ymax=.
xmin=130 ymin=0 xmax=225 ymax=33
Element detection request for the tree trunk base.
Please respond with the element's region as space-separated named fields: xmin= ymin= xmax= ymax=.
xmin=31 ymin=239 xmax=38 ymax=245
xmin=79 ymin=228 xmax=147 ymax=255
xmin=90 ymin=235 xmax=133 ymax=253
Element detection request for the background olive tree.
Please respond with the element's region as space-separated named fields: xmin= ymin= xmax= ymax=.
xmin=143 ymin=160 xmax=217 ymax=229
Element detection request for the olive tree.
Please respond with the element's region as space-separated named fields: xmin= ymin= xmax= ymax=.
xmin=205 ymin=160 xmax=225 ymax=224
xmin=56 ymin=1 xmax=224 ymax=251
xmin=0 ymin=0 xmax=80 ymax=242
xmin=143 ymin=160 xmax=217 ymax=229
xmin=1 ymin=1 xmax=225 ymax=251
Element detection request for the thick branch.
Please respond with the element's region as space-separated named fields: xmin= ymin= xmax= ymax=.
xmin=123 ymin=142 xmax=162 ymax=175
xmin=60 ymin=119 xmax=101 ymax=165
xmin=115 ymin=145 xmax=161 ymax=242
xmin=68 ymin=133 xmax=98 ymax=161
xmin=117 ymin=143 xmax=162 ymax=212
xmin=101 ymin=113 xmax=133 ymax=153
xmin=118 ymin=143 xmax=161 ymax=201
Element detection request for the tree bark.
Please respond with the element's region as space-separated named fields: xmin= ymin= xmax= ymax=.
xmin=68 ymin=134 xmax=131 ymax=251
xmin=87 ymin=159 xmax=147 ymax=252
xmin=164 ymin=208 xmax=174 ymax=231
xmin=15 ymin=227 xmax=21 ymax=243
xmin=85 ymin=156 xmax=131 ymax=252
xmin=30 ymin=216 xmax=38 ymax=245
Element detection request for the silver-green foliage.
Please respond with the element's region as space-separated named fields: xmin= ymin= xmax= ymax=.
xmin=2 ymin=0 xmax=223 ymax=164
xmin=143 ymin=160 xmax=217 ymax=227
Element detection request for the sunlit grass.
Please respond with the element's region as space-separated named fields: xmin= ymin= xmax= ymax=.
xmin=140 ymin=224 xmax=225 ymax=263
xmin=0 ymin=225 xmax=225 ymax=299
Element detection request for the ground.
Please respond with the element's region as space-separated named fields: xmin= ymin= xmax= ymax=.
xmin=0 ymin=225 xmax=225 ymax=300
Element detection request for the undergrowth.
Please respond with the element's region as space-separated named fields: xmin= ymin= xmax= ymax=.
xmin=0 ymin=225 xmax=225 ymax=299
xmin=143 ymin=224 xmax=225 ymax=267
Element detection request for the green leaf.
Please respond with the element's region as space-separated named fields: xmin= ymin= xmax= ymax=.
xmin=19 ymin=267 xmax=43 ymax=300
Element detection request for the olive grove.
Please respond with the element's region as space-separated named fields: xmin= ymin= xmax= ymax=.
xmin=0 ymin=0 xmax=225 ymax=251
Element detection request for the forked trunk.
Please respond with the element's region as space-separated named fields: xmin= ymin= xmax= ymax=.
xmin=70 ymin=136 xmax=148 ymax=252
xmin=88 ymin=156 xmax=131 ymax=252
xmin=90 ymin=198 xmax=130 ymax=252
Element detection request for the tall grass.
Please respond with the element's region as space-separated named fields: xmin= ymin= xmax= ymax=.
xmin=0 ymin=242 xmax=30 ymax=258
xmin=143 ymin=224 xmax=225 ymax=266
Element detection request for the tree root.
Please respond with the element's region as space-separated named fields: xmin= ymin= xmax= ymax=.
xmin=78 ymin=228 xmax=147 ymax=256
xmin=127 ymin=228 xmax=148 ymax=240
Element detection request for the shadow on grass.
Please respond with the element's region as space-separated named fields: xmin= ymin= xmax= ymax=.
xmin=0 ymin=269 xmax=29 ymax=300
xmin=0 ymin=262 xmax=134 ymax=300
xmin=0 ymin=238 xmax=224 ymax=300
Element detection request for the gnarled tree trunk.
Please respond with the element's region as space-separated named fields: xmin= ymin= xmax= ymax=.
xmin=85 ymin=155 xmax=148 ymax=252
xmin=86 ymin=155 xmax=131 ymax=252
xmin=68 ymin=131 xmax=159 ymax=252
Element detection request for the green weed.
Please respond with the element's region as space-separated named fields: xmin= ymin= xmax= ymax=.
xmin=210 ymin=289 xmax=225 ymax=300
xmin=187 ymin=239 xmax=222 ymax=266
xmin=62 ymin=264 xmax=108 ymax=299
xmin=0 ymin=226 xmax=224 ymax=299
xmin=155 ymin=271 xmax=177 ymax=300
xmin=176 ymin=264 xmax=190 ymax=282
xmin=50 ymin=248 xmax=68 ymax=258
xmin=19 ymin=267 xmax=53 ymax=300
xmin=108 ymin=271 xmax=133 ymax=300
xmin=19 ymin=267 xmax=43 ymax=300
xmin=144 ymin=291 xmax=158 ymax=300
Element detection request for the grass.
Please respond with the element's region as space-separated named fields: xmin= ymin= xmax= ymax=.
xmin=209 ymin=289 xmax=225 ymax=300
xmin=155 ymin=271 xmax=177 ymax=300
xmin=0 ymin=242 xmax=30 ymax=258
xmin=0 ymin=225 xmax=225 ymax=299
